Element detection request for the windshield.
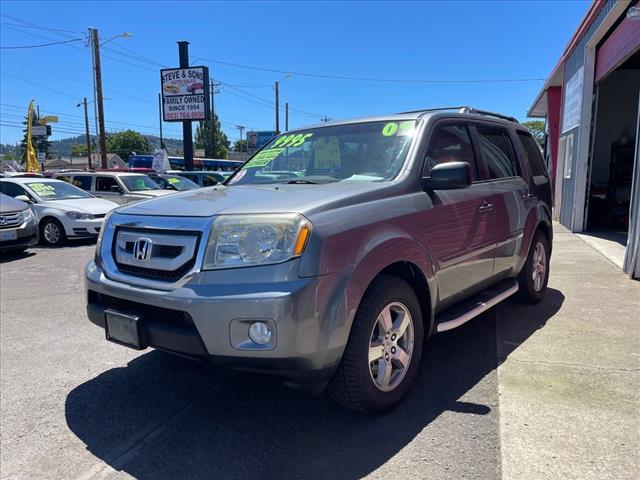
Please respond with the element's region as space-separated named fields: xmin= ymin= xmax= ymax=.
xmin=25 ymin=181 xmax=92 ymax=201
xmin=227 ymin=120 xmax=417 ymax=186
xmin=162 ymin=175 xmax=199 ymax=191
xmin=121 ymin=176 xmax=161 ymax=192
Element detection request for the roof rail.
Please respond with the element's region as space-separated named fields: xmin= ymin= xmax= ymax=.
xmin=400 ymin=106 xmax=519 ymax=123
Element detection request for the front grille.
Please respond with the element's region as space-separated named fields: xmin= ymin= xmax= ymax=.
xmin=88 ymin=290 xmax=194 ymax=329
xmin=112 ymin=227 xmax=200 ymax=282
xmin=116 ymin=262 xmax=195 ymax=280
xmin=0 ymin=211 xmax=22 ymax=229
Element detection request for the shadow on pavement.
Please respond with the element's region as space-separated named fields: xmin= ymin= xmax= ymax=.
xmin=65 ymin=289 xmax=564 ymax=479
xmin=0 ymin=249 xmax=36 ymax=263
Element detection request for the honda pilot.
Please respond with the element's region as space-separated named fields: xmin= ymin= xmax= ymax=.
xmin=85 ymin=107 xmax=553 ymax=413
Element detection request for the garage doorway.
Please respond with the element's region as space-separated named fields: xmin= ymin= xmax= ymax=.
xmin=586 ymin=50 xmax=640 ymax=252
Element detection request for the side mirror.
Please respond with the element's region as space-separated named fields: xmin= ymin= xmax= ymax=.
xmin=15 ymin=194 xmax=32 ymax=204
xmin=110 ymin=185 xmax=123 ymax=194
xmin=423 ymin=162 xmax=472 ymax=190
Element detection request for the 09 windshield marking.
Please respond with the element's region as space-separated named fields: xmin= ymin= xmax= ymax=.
xmin=228 ymin=121 xmax=417 ymax=186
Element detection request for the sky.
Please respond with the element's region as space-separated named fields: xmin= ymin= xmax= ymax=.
xmin=0 ymin=0 xmax=591 ymax=147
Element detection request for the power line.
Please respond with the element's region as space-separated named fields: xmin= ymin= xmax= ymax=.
xmin=195 ymin=55 xmax=546 ymax=84
xmin=0 ymin=16 xmax=81 ymax=34
xmin=0 ymin=38 xmax=82 ymax=49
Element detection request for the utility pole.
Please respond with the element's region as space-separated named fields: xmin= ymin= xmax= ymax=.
xmin=236 ymin=125 xmax=245 ymax=155
xmin=178 ymin=41 xmax=194 ymax=170
xmin=275 ymin=81 xmax=280 ymax=134
xmin=320 ymin=116 xmax=331 ymax=123
xmin=90 ymin=28 xmax=108 ymax=169
xmin=158 ymin=93 xmax=164 ymax=149
xmin=82 ymin=98 xmax=92 ymax=169
xmin=285 ymin=102 xmax=289 ymax=132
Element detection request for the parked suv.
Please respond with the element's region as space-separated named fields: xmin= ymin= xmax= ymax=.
xmin=85 ymin=107 xmax=552 ymax=413
xmin=54 ymin=172 xmax=174 ymax=204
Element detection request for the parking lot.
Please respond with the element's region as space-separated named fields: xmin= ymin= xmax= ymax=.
xmin=1 ymin=226 xmax=638 ymax=480
xmin=1 ymin=240 xmax=505 ymax=480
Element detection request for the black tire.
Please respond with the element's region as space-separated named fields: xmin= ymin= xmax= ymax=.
xmin=328 ymin=275 xmax=424 ymax=414
xmin=40 ymin=218 xmax=66 ymax=247
xmin=515 ymin=230 xmax=550 ymax=304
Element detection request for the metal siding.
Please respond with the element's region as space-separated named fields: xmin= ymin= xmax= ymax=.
xmin=559 ymin=0 xmax=617 ymax=228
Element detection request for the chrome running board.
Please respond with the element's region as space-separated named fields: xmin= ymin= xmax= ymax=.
xmin=436 ymin=280 xmax=519 ymax=333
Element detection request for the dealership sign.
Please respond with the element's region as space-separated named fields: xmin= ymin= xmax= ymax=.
xmin=160 ymin=66 xmax=210 ymax=122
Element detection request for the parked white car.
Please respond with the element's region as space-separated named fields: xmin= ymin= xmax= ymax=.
xmin=53 ymin=172 xmax=175 ymax=205
xmin=0 ymin=178 xmax=118 ymax=247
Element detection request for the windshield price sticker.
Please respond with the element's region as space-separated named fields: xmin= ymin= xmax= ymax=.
xmin=29 ymin=183 xmax=55 ymax=195
xmin=167 ymin=177 xmax=180 ymax=184
xmin=382 ymin=121 xmax=415 ymax=137
xmin=270 ymin=133 xmax=313 ymax=149
xmin=245 ymin=148 xmax=285 ymax=168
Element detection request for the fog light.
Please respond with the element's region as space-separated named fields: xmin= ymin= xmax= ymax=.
xmin=248 ymin=322 xmax=272 ymax=345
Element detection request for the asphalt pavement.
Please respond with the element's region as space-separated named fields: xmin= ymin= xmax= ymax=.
xmin=0 ymin=226 xmax=637 ymax=479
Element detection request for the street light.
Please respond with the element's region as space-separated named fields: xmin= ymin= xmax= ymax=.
xmin=275 ymin=73 xmax=293 ymax=134
xmin=100 ymin=32 xmax=133 ymax=46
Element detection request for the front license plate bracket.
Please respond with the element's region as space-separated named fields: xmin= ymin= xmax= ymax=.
xmin=104 ymin=309 xmax=147 ymax=350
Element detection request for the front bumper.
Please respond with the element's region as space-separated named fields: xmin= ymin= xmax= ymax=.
xmin=0 ymin=219 xmax=38 ymax=251
xmin=65 ymin=217 xmax=103 ymax=237
xmin=85 ymin=260 xmax=346 ymax=382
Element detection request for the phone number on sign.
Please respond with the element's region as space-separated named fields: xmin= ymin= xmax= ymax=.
xmin=164 ymin=112 xmax=206 ymax=120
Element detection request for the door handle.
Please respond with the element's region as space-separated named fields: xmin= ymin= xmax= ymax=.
xmin=479 ymin=201 xmax=493 ymax=213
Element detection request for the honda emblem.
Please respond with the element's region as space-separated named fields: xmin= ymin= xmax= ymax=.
xmin=133 ymin=238 xmax=152 ymax=262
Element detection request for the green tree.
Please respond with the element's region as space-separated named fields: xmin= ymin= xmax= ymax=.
xmin=523 ymin=120 xmax=546 ymax=146
xmin=70 ymin=139 xmax=95 ymax=157
xmin=106 ymin=130 xmax=150 ymax=157
xmin=233 ymin=139 xmax=247 ymax=152
xmin=20 ymin=108 xmax=51 ymax=162
xmin=195 ymin=113 xmax=229 ymax=158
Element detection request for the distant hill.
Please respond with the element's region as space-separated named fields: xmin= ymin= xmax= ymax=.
xmin=0 ymin=135 xmax=184 ymax=158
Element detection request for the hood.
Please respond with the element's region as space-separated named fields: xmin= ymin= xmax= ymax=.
xmin=0 ymin=193 xmax=29 ymax=213
xmin=116 ymin=182 xmax=393 ymax=217
xmin=39 ymin=197 xmax=118 ymax=214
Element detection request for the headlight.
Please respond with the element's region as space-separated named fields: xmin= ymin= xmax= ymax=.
xmin=203 ymin=214 xmax=311 ymax=270
xmin=20 ymin=208 xmax=35 ymax=223
xmin=66 ymin=211 xmax=94 ymax=220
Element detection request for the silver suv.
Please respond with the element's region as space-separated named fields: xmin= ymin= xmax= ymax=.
xmin=85 ymin=107 xmax=553 ymax=413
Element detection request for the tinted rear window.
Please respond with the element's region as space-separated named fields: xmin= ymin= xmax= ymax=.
xmin=476 ymin=125 xmax=519 ymax=179
xmin=517 ymin=131 xmax=548 ymax=177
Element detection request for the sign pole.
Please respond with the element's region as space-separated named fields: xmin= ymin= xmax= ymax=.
xmin=177 ymin=41 xmax=194 ymax=171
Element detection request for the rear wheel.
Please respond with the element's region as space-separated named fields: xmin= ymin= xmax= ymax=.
xmin=328 ymin=275 xmax=424 ymax=414
xmin=516 ymin=230 xmax=549 ymax=303
xmin=40 ymin=218 xmax=66 ymax=247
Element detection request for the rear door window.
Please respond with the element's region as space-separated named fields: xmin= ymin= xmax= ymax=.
xmin=96 ymin=176 xmax=118 ymax=192
xmin=424 ymin=124 xmax=477 ymax=180
xmin=72 ymin=175 xmax=93 ymax=191
xmin=476 ymin=125 xmax=519 ymax=179
xmin=517 ymin=131 xmax=548 ymax=177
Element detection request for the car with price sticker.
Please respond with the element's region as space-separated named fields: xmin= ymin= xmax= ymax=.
xmin=54 ymin=172 xmax=175 ymax=205
xmin=0 ymin=178 xmax=118 ymax=247
xmin=147 ymin=173 xmax=199 ymax=191
xmin=85 ymin=107 xmax=552 ymax=413
xmin=0 ymin=193 xmax=38 ymax=253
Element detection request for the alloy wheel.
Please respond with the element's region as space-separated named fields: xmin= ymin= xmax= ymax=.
xmin=532 ymin=241 xmax=546 ymax=292
xmin=368 ymin=302 xmax=414 ymax=392
xmin=43 ymin=222 xmax=61 ymax=245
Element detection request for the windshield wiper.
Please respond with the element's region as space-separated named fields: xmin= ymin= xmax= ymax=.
xmin=286 ymin=179 xmax=318 ymax=184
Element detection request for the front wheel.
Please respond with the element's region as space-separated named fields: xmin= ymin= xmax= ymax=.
xmin=515 ymin=230 xmax=550 ymax=303
xmin=40 ymin=218 xmax=66 ymax=247
xmin=328 ymin=275 xmax=424 ymax=414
